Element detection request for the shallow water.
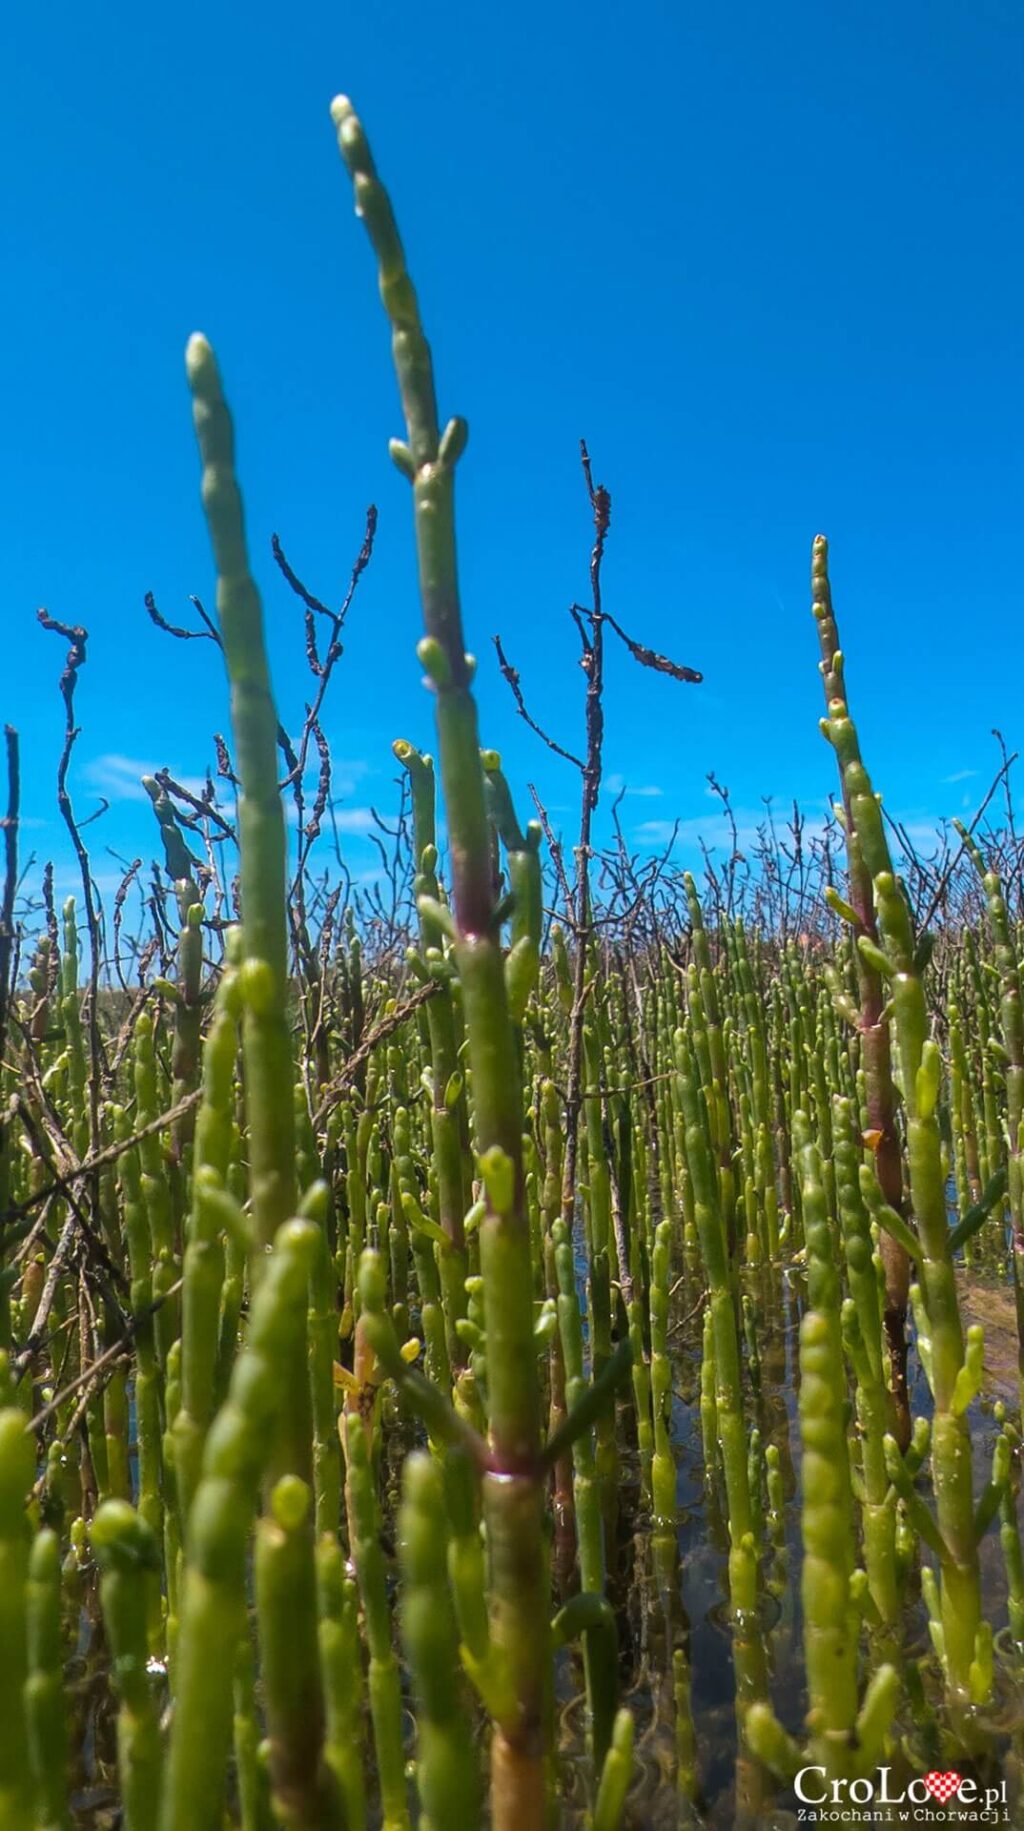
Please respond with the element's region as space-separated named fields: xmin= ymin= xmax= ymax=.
xmin=553 ymin=1251 xmax=1024 ymax=1827
xmin=64 ymin=1248 xmax=1024 ymax=1827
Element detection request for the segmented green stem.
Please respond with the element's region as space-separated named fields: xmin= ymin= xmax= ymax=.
xmin=332 ymin=97 xmax=550 ymax=1824
xmin=91 ymin=1501 xmax=164 ymax=1831
xmin=399 ymin=1451 xmax=481 ymax=1827
xmin=160 ymin=1220 xmax=320 ymax=1831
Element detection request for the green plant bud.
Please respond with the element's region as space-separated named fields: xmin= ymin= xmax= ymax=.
xmin=270 ymin=1475 xmax=311 ymax=1533
xmin=389 ymin=437 xmax=416 ymax=479
xmin=951 ymin=1325 xmax=984 ymax=1416
xmin=914 ymin=1040 xmax=942 ymax=1121
xmin=401 ymin=1191 xmax=448 ymax=1249
xmin=533 ymin=1304 xmax=557 ymax=1347
xmin=416 ymin=636 xmax=453 ymax=689
xmin=438 ymin=415 xmax=469 ymax=466
xmin=417 ymin=895 xmax=456 ymax=939
xmin=824 ymin=885 xmax=860 ymax=927
xmin=357 ymin=1249 xmax=388 ymax=1315
xmin=505 ymin=935 xmax=540 ymax=1021
xmin=463 ymin=1200 xmax=486 ymax=1236
xmin=970 ymin=1622 xmax=994 ymax=1702
xmin=856 ymin=935 xmax=893 ymax=978
xmin=238 ymin=957 xmax=276 ymax=1015
xmin=478 ymin=1145 xmax=515 ymax=1216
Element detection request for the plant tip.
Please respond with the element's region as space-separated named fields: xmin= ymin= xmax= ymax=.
xmin=185 ymin=332 xmax=213 ymax=381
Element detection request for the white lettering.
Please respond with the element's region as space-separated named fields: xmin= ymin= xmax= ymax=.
xmin=795 ymin=1768 xmax=828 ymax=1805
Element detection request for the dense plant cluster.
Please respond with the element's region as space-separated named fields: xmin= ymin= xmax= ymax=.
xmin=2 ymin=97 xmax=1023 ymax=1831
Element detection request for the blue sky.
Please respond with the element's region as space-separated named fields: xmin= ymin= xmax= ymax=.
xmin=3 ymin=0 xmax=1022 ymax=917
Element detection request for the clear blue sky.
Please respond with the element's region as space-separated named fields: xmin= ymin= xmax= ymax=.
xmin=4 ymin=0 xmax=1022 ymax=912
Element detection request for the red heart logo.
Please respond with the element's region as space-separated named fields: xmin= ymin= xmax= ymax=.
xmin=924 ymin=1772 xmax=962 ymax=1804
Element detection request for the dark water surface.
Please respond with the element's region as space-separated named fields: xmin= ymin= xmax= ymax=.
xmin=63 ymin=1248 xmax=1024 ymax=1827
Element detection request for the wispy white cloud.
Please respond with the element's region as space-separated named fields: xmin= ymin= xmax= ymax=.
xmin=83 ymin=753 xmax=212 ymax=806
xmin=281 ymin=750 xmax=373 ymax=798
xmin=348 ymin=865 xmax=393 ymax=886
xmin=634 ymin=819 xmax=680 ymax=845
xmin=330 ymin=806 xmax=379 ymax=836
xmin=51 ymin=866 xmax=144 ymax=900
xmin=892 ymin=818 xmax=948 ymax=852
xmin=605 ymin=773 xmax=664 ymax=799
xmin=634 ymin=804 xmax=950 ymax=862
xmin=634 ymin=806 xmax=829 ymax=851
xmin=331 ymin=758 xmax=373 ymax=797
xmin=283 ymin=795 xmax=381 ymax=836
xmin=943 ymin=769 xmax=978 ymax=785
